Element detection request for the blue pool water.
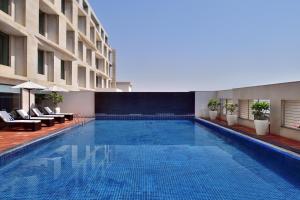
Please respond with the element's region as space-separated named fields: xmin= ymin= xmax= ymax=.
xmin=0 ymin=120 xmax=299 ymax=200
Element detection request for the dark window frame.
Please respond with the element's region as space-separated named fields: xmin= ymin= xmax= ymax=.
xmin=39 ymin=11 xmax=46 ymax=35
xmin=0 ymin=0 xmax=9 ymax=14
xmin=61 ymin=60 xmax=65 ymax=80
xmin=38 ymin=50 xmax=45 ymax=75
xmin=61 ymin=0 xmax=66 ymax=14
xmin=0 ymin=31 xmax=9 ymax=66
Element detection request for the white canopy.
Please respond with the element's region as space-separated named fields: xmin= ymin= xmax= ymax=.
xmin=44 ymin=85 xmax=69 ymax=92
xmin=12 ymin=81 xmax=46 ymax=119
xmin=12 ymin=81 xmax=46 ymax=90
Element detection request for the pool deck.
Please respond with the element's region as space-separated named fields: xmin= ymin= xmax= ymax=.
xmin=0 ymin=118 xmax=92 ymax=154
xmin=204 ymin=118 xmax=300 ymax=154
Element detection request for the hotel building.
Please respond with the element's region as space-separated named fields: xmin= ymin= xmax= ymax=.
xmin=0 ymin=0 xmax=122 ymax=112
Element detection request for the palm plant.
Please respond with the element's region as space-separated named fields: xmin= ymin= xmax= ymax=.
xmin=251 ymin=101 xmax=270 ymax=120
xmin=47 ymin=92 xmax=64 ymax=108
xmin=225 ymin=103 xmax=238 ymax=115
xmin=208 ymin=99 xmax=220 ymax=111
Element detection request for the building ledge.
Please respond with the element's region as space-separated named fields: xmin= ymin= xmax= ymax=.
xmin=0 ymin=12 xmax=28 ymax=36
xmin=201 ymin=118 xmax=300 ymax=155
xmin=96 ymin=88 xmax=122 ymax=92
xmin=78 ymin=32 xmax=97 ymax=51
xmin=36 ymin=34 xmax=77 ymax=61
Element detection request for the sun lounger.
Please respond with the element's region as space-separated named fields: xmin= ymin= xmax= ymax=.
xmin=16 ymin=109 xmax=55 ymax=127
xmin=0 ymin=111 xmax=41 ymax=131
xmin=44 ymin=107 xmax=74 ymax=120
xmin=32 ymin=108 xmax=65 ymax=123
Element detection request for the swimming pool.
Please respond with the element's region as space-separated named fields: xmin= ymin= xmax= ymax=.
xmin=0 ymin=120 xmax=299 ymax=199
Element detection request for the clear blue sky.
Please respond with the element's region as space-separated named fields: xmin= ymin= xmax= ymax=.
xmin=89 ymin=0 xmax=300 ymax=92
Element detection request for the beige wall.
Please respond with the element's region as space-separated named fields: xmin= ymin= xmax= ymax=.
xmin=21 ymin=89 xmax=35 ymax=113
xmin=195 ymin=91 xmax=217 ymax=118
xmin=116 ymin=82 xmax=132 ymax=92
xmin=212 ymin=81 xmax=300 ymax=141
xmin=59 ymin=91 xmax=95 ymax=117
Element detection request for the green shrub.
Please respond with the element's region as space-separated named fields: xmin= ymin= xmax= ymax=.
xmin=35 ymin=94 xmax=47 ymax=106
xmin=225 ymin=103 xmax=238 ymax=115
xmin=47 ymin=92 xmax=64 ymax=107
xmin=251 ymin=101 xmax=270 ymax=120
xmin=208 ymin=99 xmax=220 ymax=111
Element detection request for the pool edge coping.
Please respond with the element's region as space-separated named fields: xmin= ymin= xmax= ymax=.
xmin=195 ymin=117 xmax=300 ymax=160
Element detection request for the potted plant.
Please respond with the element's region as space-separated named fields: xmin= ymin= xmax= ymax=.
xmin=251 ymin=101 xmax=270 ymax=135
xmin=225 ymin=103 xmax=238 ymax=126
xmin=47 ymin=92 xmax=64 ymax=113
xmin=207 ymin=99 xmax=220 ymax=120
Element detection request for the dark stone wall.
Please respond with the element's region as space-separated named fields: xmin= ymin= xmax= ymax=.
xmin=0 ymin=93 xmax=20 ymax=112
xmin=95 ymin=92 xmax=195 ymax=115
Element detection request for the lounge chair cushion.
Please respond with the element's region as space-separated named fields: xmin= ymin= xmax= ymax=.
xmin=32 ymin=108 xmax=64 ymax=118
xmin=6 ymin=120 xmax=40 ymax=123
xmin=44 ymin=107 xmax=54 ymax=114
xmin=0 ymin=111 xmax=40 ymax=123
xmin=32 ymin=108 xmax=43 ymax=117
xmin=44 ymin=107 xmax=74 ymax=115
xmin=17 ymin=109 xmax=30 ymax=119
xmin=0 ymin=111 xmax=14 ymax=122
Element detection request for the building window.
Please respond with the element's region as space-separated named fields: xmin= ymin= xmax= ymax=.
xmin=61 ymin=0 xmax=66 ymax=14
xmin=0 ymin=0 xmax=9 ymax=14
xmin=283 ymin=100 xmax=300 ymax=129
xmin=61 ymin=60 xmax=65 ymax=80
xmin=96 ymin=76 xmax=102 ymax=88
xmin=38 ymin=50 xmax=45 ymax=75
xmin=239 ymin=99 xmax=270 ymax=120
xmin=0 ymin=84 xmax=21 ymax=113
xmin=0 ymin=32 xmax=9 ymax=66
xmin=95 ymin=58 xmax=99 ymax=69
xmin=220 ymin=99 xmax=233 ymax=116
xmin=39 ymin=11 xmax=45 ymax=35
xmin=101 ymin=29 xmax=104 ymax=39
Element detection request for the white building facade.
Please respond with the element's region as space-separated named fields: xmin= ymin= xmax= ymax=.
xmin=0 ymin=0 xmax=116 ymax=91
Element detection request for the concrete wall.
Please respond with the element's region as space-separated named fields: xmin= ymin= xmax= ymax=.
xmin=60 ymin=91 xmax=95 ymax=117
xmin=116 ymin=82 xmax=132 ymax=92
xmin=195 ymin=91 xmax=217 ymax=118
xmin=212 ymin=81 xmax=300 ymax=142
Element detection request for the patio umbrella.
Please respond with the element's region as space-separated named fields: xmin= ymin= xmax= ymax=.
xmin=12 ymin=81 xmax=46 ymax=119
xmin=43 ymin=85 xmax=69 ymax=92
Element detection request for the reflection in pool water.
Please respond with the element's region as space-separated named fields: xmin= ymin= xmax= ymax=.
xmin=0 ymin=120 xmax=299 ymax=200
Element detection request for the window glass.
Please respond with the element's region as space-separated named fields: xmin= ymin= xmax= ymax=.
xmin=38 ymin=50 xmax=44 ymax=75
xmin=39 ymin=11 xmax=45 ymax=35
xmin=0 ymin=0 xmax=9 ymax=14
xmin=0 ymin=84 xmax=20 ymax=112
xmin=283 ymin=100 xmax=300 ymax=129
xmin=61 ymin=0 xmax=66 ymax=14
xmin=61 ymin=60 xmax=65 ymax=80
xmin=0 ymin=31 xmax=9 ymax=66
